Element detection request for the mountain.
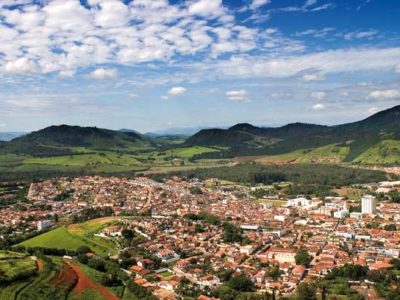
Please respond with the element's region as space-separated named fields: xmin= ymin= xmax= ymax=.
xmin=0 ymin=125 xmax=153 ymax=156
xmin=147 ymin=126 xmax=224 ymax=136
xmin=185 ymin=105 xmax=400 ymax=164
xmin=0 ymin=132 xmax=26 ymax=141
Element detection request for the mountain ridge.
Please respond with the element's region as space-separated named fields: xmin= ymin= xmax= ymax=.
xmin=185 ymin=105 xmax=400 ymax=162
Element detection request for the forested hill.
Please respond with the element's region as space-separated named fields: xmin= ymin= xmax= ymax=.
xmin=185 ymin=105 xmax=400 ymax=164
xmin=0 ymin=125 xmax=154 ymax=156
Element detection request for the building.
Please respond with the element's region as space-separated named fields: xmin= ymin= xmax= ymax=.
xmin=37 ymin=220 xmax=51 ymax=231
xmin=156 ymin=249 xmax=180 ymax=263
xmin=361 ymin=195 xmax=377 ymax=214
xmin=265 ymin=247 xmax=297 ymax=264
xmin=333 ymin=210 xmax=349 ymax=219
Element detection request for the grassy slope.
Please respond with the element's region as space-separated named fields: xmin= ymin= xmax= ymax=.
xmin=352 ymin=140 xmax=400 ymax=165
xmin=20 ymin=218 xmax=119 ymax=256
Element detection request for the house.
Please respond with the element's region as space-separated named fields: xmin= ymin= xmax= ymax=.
xmin=265 ymin=247 xmax=297 ymax=264
xmin=156 ymin=249 xmax=180 ymax=263
xmin=198 ymin=274 xmax=220 ymax=287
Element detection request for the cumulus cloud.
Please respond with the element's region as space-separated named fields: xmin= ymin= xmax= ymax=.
xmin=162 ymin=86 xmax=187 ymax=100
xmin=311 ymin=91 xmax=326 ymax=100
xmin=188 ymin=0 xmax=224 ymax=17
xmin=4 ymin=58 xmax=39 ymax=74
xmin=311 ymin=103 xmax=326 ymax=110
xmin=368 ymin=89 xmax=400 ymax=100
xmin=90 ymin=68 xmax=118 ymax=79
xmin=225 ymin=90 xmax=249 ymax=101
xmin=168 ymin=87 xmax=187 ymax=96
xmin=0 ymin=0 xmax=247 ymax=75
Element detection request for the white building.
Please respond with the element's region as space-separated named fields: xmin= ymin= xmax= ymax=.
xmin=361 ymin=195 xmax=377 ymax=214
xmin=333 ymin=210 xmax=349 ymax=219
xmin=37 ymin=220 xmax=51 ymax=231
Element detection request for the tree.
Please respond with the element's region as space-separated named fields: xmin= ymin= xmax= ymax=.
xmin=295 ymin=248 xmax=311 ymax=266
xmin=223 ymin=222 xmax=243 ymax=243
xmin=76 ymin=245 xmax=92 ymax=254
xmin=227 ymin=274 xmax=255 ymax=292
xmin=267 ymin=265 xmax=282 ymax=279
xmin=296 ymin=283 xmax=317 ymax=300
xmin=121 ymin=228 xmax=135 ymax=240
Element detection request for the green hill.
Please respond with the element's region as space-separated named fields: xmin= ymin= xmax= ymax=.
xmin=185 ymin=105 xmax=400 ymax=165
xmin=0 ymin=125 xmax=154 ymax=156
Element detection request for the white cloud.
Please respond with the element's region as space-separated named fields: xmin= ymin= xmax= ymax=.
xmin=303 ymin=73 xmax=325 ymax=81
xmin=295 ymin=27 xmax=334 ymax=38
xmin=188 ymin=0 xmax=224 ymax=17
xmin=202 ymin=47 xmax=400 ymax=79
xmin=250 ymin=0 xmax=271 ymax=10
xmin=344 ymin=30 xmax=378 ymax=40
xmin=304 ymin=0 xmax=318 ymax=8
xmin=225 ymin=89 xmax=249 ymax=101
xmin=311 ymin=103 xmax=326 ymax=110
xmin=368 ymin=89 xmax=400 ymax=100
xmin=311 ymin=91 xmax=326 ymax=100
xmin=168 ymin=87 xmax=187 ymax=96
xmin=0 ymin=123 xmax=6 ymax=128
xmin=368 ymin=107 xmax=379 ymax=114
xmin=90 ymin=68 xmax=118 ymax=79
xmin=395 ymin=64 xmax=400 ymax=73
xmin=4 ymin=57 xmax=39 ymax=74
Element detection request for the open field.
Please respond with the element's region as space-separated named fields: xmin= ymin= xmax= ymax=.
xmin=0 ymin=145 xmax=227 ymax=179
xmin=255 ymin=199 xmax=288 ymax=206
xmin=236 ymin=144 xmax=351 ymax=165
xmin=20 ymin=217 xmax=122 ymax=256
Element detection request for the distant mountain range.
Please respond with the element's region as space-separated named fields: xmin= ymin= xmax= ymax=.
xmin=0 ymin=132 xmax=26 ymax=141
xmin=0 ymin=105 xmax=399 ymax=165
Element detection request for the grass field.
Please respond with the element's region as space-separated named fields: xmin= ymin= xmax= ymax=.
xmin=68 ymin=289 xmax=107 ymax=300
xmin=20 ymin=217 xmax=121 ymax=256
xmin=353 ymin=140 xmax=400 ymax=165
xmin=246 ymin=144 xmax=350 ymax=164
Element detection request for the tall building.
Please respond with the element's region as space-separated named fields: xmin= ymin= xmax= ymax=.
xmin=361 ymin=195 xmax=377 ymax=214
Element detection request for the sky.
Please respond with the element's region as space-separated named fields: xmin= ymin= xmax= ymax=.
xmin=0 ymin=0 xmax=400 ymax=133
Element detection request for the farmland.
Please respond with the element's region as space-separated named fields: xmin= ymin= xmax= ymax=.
xmin=0 ymin=145 xmax=227 ymax=180
xmin=20 ymin=218 xmax=121 ymax=256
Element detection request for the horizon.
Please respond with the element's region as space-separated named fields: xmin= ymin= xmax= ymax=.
xmin=0 ymin=103 xmax=398 ymax=135
xmin=1 ymin=0 xmax=400 ymax=132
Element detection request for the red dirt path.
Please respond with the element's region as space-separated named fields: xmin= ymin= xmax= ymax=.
xmin=37 ymin=259 xmax=44 ymax=271
xmin=65 ymin=259 xmax=120 ymax=300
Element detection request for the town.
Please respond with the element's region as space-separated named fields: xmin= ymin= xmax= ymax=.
xmin=1 ymin=175 xmax=399 ymax=299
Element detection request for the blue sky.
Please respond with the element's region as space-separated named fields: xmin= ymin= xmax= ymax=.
xmin=0 ymin=0 xmax=399 ymax=133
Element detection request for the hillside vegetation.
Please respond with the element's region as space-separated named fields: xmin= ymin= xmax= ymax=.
xmin=186 ymin=105 xmax=400 ymax=165
xmin=0 ymin=106 xmax=399 ymax=180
